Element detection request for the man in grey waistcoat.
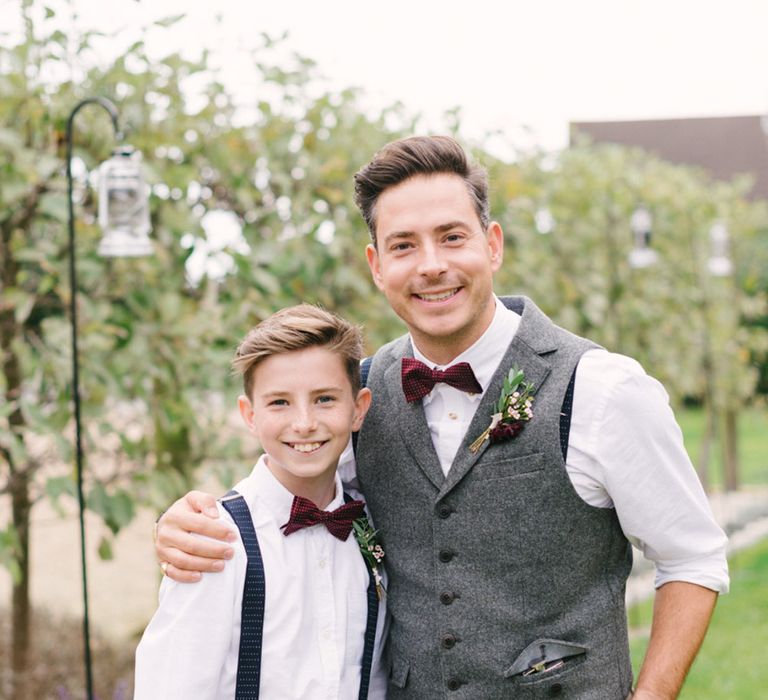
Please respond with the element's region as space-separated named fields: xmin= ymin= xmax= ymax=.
xmin=155 ymin=136 xmax=728 ymax=699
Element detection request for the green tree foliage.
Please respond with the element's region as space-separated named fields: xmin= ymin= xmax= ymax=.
xmin=0 ymin=2 xmax=407 ymax=694
xmin=2 ymin=2 xmax=768 ymax=696
xmin=494 ymin=142 xmax=768 ymax=486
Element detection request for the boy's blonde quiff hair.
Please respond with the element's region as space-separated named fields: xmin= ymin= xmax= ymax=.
xmin=232 ymin=304 xmax=364 ymax=397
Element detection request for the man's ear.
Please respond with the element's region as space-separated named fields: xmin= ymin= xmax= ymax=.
xmin=487 ymin=221 xmax=504 ymax=271
xmin=238 ymin=394 xmax=256 ymax=433
xmin=366 ymin=244 xmax=384 ymax=291
xmin=351 ymin=387 xmax=372 ymax=432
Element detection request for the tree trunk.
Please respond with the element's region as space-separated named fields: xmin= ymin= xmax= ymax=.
xmin=2 ymin=204 xmax=32 ymax=700
xmin=10 ymin=470 xmax=32 ymax=700
xmin=697 ymin=401 xmax=714 ymax=492
xmin=722 ymin=408 xmax=740 ymax=492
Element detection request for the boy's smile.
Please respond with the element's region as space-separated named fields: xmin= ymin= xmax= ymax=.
xmin=238 ymin=346 xmax=371 ymax=508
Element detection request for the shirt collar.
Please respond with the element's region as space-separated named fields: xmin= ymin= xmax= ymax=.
xmin=411 ymin=296 xmax=521 ymax=395
xmin=244 ymin=454 xmax=345 ymax=523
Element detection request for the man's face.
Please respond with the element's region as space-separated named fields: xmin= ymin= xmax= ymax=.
xmin=366 ymin=173 xmax=503 ymax=364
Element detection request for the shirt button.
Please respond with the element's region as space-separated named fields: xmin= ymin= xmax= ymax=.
xmin=448 ymin=411 xmax=458 ymax=420
xmin=441 ymin=633 xmax=457 ymax=649
xmin=440 ymin=591 xmax=455 ymax=605
xmin=318 ymin=559 xmax=326 ymax=568
xmin=447 ymin=678 xmax=462 ymax=691
xmin=438 ymin=550 xmax=454 ymax=563
xmin=322 ymin=630 xmax=332 ymax=641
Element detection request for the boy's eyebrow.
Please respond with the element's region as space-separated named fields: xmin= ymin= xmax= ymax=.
xmin=257 ymin=386 xmax=345 ymax=398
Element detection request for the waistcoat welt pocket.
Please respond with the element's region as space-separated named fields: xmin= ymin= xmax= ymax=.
xmin=474 ymin=452 xmax=544 ymax=481
xmin=388 ymin=650 xmax=410 ymax=689
xmin=504 ymin=638 xmax=588 ymax=680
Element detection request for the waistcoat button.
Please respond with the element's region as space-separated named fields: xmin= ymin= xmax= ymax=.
xmin=447 ymin=678 xmax=461 ymax=691
xmin=440 ymin=591 xmax=455 ymax=605
xmin=438 ymin=550 xmax=454 ymax=563
xmin=441 ymin=633 xmax=457 ymax=649
xmin=437 ymin=504 xmax=453 ymax=519
xmin=548 ymin=683 xmax=563 ymax=697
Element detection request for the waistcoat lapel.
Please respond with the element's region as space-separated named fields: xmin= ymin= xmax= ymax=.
xmin=384 ymin=343 xmax=446 ymax=490
xmin=438 ymin=297 xmax=558 ymax=498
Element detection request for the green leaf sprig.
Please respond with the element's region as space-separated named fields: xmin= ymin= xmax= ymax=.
xmin=352 ymin=516 xmax=386 ymax=600
xmin=470 ymin=365 xmax=535 ymax=453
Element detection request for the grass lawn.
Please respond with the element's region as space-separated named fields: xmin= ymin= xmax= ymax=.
xmin=676 ymin=406 xmax=768 ymax=488
xmin=629 ymin=537 xmax=768 ymax=698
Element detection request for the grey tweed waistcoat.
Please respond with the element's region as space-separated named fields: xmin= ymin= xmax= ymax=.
xmin=356 ymin=297 xmax=634 ymax=699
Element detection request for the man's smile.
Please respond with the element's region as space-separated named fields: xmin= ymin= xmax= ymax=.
xmin=413 ymin=287 xmax=461 ymax=303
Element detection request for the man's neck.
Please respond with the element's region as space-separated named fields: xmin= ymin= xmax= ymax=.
xmin=411 ymin=296 xmax=499 ymax=366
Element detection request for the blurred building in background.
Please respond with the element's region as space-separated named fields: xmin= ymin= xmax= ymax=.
xmin=571 ymin=115 xmax=768 ymax=200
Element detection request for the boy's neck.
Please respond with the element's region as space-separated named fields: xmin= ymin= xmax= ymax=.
xmin=263 ymin=457 xmax=338 ymax=510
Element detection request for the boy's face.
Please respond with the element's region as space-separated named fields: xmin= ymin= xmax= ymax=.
xmin=238 ymin=346 xmax=371 ymax=498
xmin=365 ymin=173 xmax=503 ymax=365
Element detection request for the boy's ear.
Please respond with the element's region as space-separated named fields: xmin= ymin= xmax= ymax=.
xmin=351 ymin=387 xmax=372 ymax=432
xmin=238 ymin=394 xmax=257 ymax=433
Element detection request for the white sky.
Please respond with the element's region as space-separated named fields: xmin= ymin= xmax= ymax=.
xmin=12 ymin=0 xmax=768 ymax=155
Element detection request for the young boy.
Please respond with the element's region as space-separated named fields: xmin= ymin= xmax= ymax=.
xmin=134 ymin=304 xmax=387 ymax=699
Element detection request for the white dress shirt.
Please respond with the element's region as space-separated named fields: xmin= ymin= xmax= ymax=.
xmin=135 ymin=456 xmax=387 ymax=700
xmin=339 ymin=297 xmax=729 ymax=593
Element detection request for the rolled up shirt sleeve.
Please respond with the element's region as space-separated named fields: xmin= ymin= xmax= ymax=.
xmin=570 ymin=351 xmax=729 ymax=593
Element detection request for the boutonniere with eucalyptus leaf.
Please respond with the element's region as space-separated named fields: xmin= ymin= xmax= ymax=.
xmin=469 ymin=365 xmax=535 ymax=453
xmin=352 ymin=516 xmax=386 ymax=600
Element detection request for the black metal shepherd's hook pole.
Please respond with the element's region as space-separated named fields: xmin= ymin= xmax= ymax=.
xmin=66 ymin=96 xmax=121 ymax=700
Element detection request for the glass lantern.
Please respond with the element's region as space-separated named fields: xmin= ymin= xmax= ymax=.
xmin=628 ymin=204 xmax=658 ymax=269
xmin=707 ymin=222 xmax=733 ymax=277
xmin=97 ymin=145 xmax=152 ymax=257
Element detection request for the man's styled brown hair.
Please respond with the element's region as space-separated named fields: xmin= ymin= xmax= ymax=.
xmin=232 ymin=304 xmax=364 ymax=397
xmin=353 ymin=135 xmax=490 ymax=244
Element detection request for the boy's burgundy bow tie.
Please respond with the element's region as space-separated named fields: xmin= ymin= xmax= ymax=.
xmin=281 ymin=496 xmax=365 ymax=540
xmin=401 ymin=357 xmax=482 ymax=403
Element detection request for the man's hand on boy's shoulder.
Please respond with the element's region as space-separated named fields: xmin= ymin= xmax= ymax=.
xmin=155 ymin=491 xmax=236 ymax=583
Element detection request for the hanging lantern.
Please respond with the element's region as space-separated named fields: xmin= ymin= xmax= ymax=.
xmin=707 ymin=221 xmax=733 ymax=277
xmin=628 ymin=204 xmax=658 ymax=269
xmin=97 ymin=145 xmax=152 ymax=257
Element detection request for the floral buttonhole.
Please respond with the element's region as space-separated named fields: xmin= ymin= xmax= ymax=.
xmin=469 ymin=365 xmax=535 ymax=454
xmin=352 ymin=516 xmax=385 ymax=600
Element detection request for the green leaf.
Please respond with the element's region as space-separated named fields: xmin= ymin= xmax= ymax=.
xmin=108 ymin=489 xmax=135 ymax=532
xmin=14 ymin=293 xmax=36 ymax=325
xmin=0 ymin=428 xmax=28 ymax=466
xmin=45 ymin=475 xmax=76 ymax=500
xmin=154 ymin=14 xmax=185 ymax=28
xmin=39 ymin=192 xmax=69 ymax=222
xmin=87 ymin=482 xmax=110 ymax=523
xmin=0 ymin=526 xmax=22 ymax=584
xmin=98 ymin=536 xmax=114 ymax=560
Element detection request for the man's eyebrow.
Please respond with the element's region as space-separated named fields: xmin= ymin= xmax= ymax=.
xmin=434 ymin=220 xmax=472 ymax=233
xmin=381 ymin=230 xmax=416 ymax=246
xmin=381 ymin=221 xmax=473 ymax=245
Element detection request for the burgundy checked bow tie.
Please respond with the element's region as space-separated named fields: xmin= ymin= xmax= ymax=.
xmin=281 ymin=495 xmax=365 ymax=540
xmin=401 ymin=357 xmax=482 ymax=403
